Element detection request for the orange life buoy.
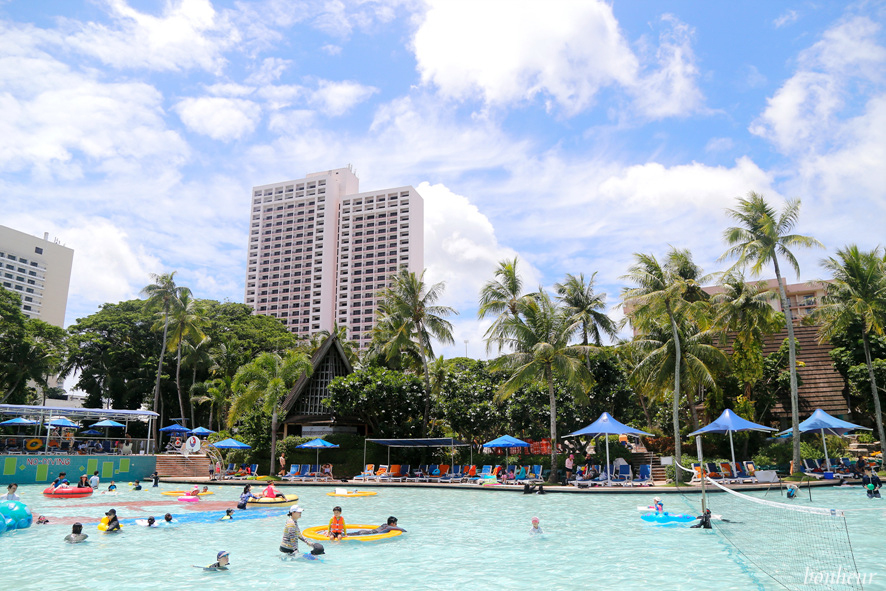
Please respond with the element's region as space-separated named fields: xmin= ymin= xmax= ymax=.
xmin=174 ymin=437 xmax=181 ymax=447
xmin=26 ymin=439 xmax=43 ymax=451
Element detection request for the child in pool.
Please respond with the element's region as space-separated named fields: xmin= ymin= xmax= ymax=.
xmin=103 ymin=481 xmax=117 ymax=493
xmin=205 ymin=551 xmax=230 ymax=570
xmin=220 ymin=509 xmax=235 ymax=521
xmin=327 ymin=506 xmax=347 ymax=540
xmin=530 ymin=517 xmax=543 ymax=535
xmin=653 ymin=496 xmax=664 ymax=513
xmin=64 ymin=522 xmax=88 ymax=543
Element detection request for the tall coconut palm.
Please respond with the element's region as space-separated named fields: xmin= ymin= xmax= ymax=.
xmin=375 ymin=268 xmax=457 ymax=436
xmin=555 ymin=272 xmax=617 ymax=363
xmin=163 ymin=289 xmax=207 ymax=427
xmin=190 ymin=376 xmax=232 ymax=432
xmin=490 ymin=290 xmax=595 ymax=482
xmin=229 ymin=351 xmax=313 ymax=473
xmin=141 ymin=271 xmax=180 ymax=451
xmin=810 ymin=245 xmax=886 ymax=457
xmin=182 ymin=335 xmax=213 ymax=425
xmin=479 ymin=257 xmax=530 ymax=351
xmin=621 ymin=249 xmax=710 ymax=478
xmin=720 ymin=192 xmax=823 ymax=472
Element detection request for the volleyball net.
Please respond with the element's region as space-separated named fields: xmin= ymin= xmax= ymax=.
xmin=674 ymin=461 xmax=866 ymax=590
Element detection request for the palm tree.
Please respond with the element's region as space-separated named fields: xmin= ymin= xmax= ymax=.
xmin=141 ymin=271 xmax=180 ymax=450
xmin=182 ymin=336 xmax=213 ymax=425
xmin=479 ymin=257 xmax=530 ymax=351
xmin=375 ymin=269 xmax=457 ymax=436
xmin=229 ymin=351 xmax=313 ymax=472
xmin=190 ymin=376 xmax=232 ymax=432
xmin=810 ymin=245 xmax=886 ymax=457
xmin=555 ymin=272 xmax=617 ymax=365
xmin=721 ymin=192 xmax=823 ymax=472
xmin=163 ymin=289 xmax=207 ymax=427
xmin=711 ymin=273 xmax=783 ymax=401
xmin=621 ymin=249 xmax=710 ymax=478
xmin=490 ymin=290 xmax=595 ymax=482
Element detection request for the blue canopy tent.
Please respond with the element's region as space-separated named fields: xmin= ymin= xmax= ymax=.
xmin=296 ymin=437 xmax=340 ymax=465
xmin=565 ymin=412 xmax=653 ymax=485
xmin=210 ymin=438 xmax=251 ymax=449
xmin=482 ymin=435 xmax=529 ymax=470
xmin=776 ymin=409 xmax=872 ymax=470
xmin=689 ymin=409 xmax=776 ymax=475
xmin=189 ymin=427 xmax=216 ymax=437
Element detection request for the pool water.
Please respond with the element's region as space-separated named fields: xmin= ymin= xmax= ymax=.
xmin=1 ymin=482 xmax=884 ymax=590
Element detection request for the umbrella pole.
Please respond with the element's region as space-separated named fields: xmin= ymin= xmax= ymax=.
xmin=606 ymin=436 xmax=611 ymax=486
xmin=729 ymin=429 xmax=737 ymax=476
xmin=363 ymin=438 xmax=367 ymax=475
xmin=696 ymin=434 xmax=706 ymax=514
xmin=821 ymin=428 xmax=830 ymax=470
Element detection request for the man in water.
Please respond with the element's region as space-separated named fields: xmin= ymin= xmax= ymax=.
xmin=691 ymin=509 xmax=713 ymax=529
xmin=350 ymin=516 xmax=407 ymax=536
xmin=51 ymin=472 xmax=68 ymax=488
xmin=64 ymin=522 xmax=88 ymax=543
xmin=88 ymin=471 xmax=99 ymax=489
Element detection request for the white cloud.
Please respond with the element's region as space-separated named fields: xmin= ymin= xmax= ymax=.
xmin=774 ymin=10 xmax=799 ymax=29
xmin=310 ymin=79 xmax=379 ymax=115
xmin=174 ymin=97 xmax=262 ymax=141
xmin=705 ymin=137 xmax=734 ymax=152
xmin=246 ymin=57 xmax=291 ymax=85
xmin=61 ymin=0 xmax=239 ymax=74
xmin=321 ymin=44 xmax=342 ymax=56
xmin=413 ymin=1 xmax=702 ymax=119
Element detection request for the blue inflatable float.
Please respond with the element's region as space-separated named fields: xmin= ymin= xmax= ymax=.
xmin=0 ymin=500 xmax=33 ymax=533
xmin=640 ymin=512 xmax=695 ymax=524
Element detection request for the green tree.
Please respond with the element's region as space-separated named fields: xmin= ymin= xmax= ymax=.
xmin=809 ymin=245 xmax=886 ymax=456
xmin=478 ymin=257 xmax=531 ymax=351
xmin=373 ymin=268 xmax=457 ymax=437
xmin=721 ymin=192 xmax=823 ymax=473
xmin=555 ymin=272 xmax=617 ymax=365
xmin=163 ymin=289 xmax=207 ymax=426
xmin=229 ymin=351 xmax=313 ymax=473
xmin=621 ymin=248 xmax=711 ymax=478
xmin=142 ymin=272 xmax=181 ymax=450
xmin=489 ymin=290 xmax=595 ymax=482
xmin=190 ymin=376 xmax=231 ymax=432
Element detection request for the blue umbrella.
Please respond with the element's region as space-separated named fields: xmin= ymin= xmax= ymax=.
xmin=159 ymin=424 xmax=190 ymax=433
xmin=189 ymin=426 xmax=216 ymax=436
xmin=0 ymin=417 xmax=37 ymax=426
xmin=482 ymin=435 xmax=529 ymax=470
xmin=296 ymin=438 xmax=340 ymax=464
xmin=210 ymin=438 xmax=251 ymax=449
xmin=776 ymin=409 xmax=872 ymax=470
xmin=565 ymin=412 xmax=653 ymax=485
xmin=47 ymin=417 xmax=78 ymax=428
xmin=80 ymin=429 xmax=102 ymax=436
xmin=689 ymin=409 xmax=776 ymax=474
xmin=91 ymin=419 xmax=125 ymax=428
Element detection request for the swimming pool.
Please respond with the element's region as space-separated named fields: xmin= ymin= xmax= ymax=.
xmin=1 ymin=482 xmax=883 ymax=590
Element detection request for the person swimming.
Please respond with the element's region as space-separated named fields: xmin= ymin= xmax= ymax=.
xmin=64 ymin=522 xmax=88 ymax=543
xmin=350 ymin=516 xmax=406 ymax=536
xmin=204 ymin=551 xmax=230 ymax=570
xmin=653 ymin=496 xmax=664 ymax=513
xmin=132 ymin=480 xmax=142 ymax=491
xmin=786 ymin=483 xmax=799 ymax=499
xmin=220 ymin=509 xmax=235 ymax=521
xmin=691 ymin=509 xmax=713 ymax=529
xmin=530 ymin=517 xmax=543 ymax=535
xmin=164 ymin=513 xmax=174 ymax=523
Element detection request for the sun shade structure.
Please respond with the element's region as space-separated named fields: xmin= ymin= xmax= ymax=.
xmin=79 ymin=429 xmax=102 ymax=435
xmin=90 ymin=419 xmax=126 ymax=428
xmin=296 ymin=438 xmax=340 ymax=465
xmin=0 ymin=404 xmax=159 ymax=449
xmin=189 ymin=426 xmax=216 ymax=436
xmin=47 ymin=417 xmax=78 ymax=428
xmin=482 ymin=435 xmax=529 ymax=470
xmin=565 ymin=412 xmax=653 ymax=485
xmin=209 ymin=438 xmax=251 ymax=449
xmin=0 ymin=417 xmax=37 ymax=426
xmin=776 ymin=409 xmax=872 ymax=471
xmin=689 ymin=409 xmax=776 ymax=474
xmin=364 ymin=437 xmax=469 ymax=467
xmin=159 ymin=424 xmax=190 ymax=433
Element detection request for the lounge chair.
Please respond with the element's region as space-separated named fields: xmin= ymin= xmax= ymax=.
xmin=730 ymin=462 xmax=757 ymax=483
xmin=282 ymin=464 xmax=301 ymax=481
xmin=373 ymin=464 xmax=390 ymax=481
xmin=390 ymin=464 xmax=410 ymax=482
xmin=631 ymin=464 xmax=652 ymax=486
xmin=377 ymin=464 xmax=400 ymax=482
xmin=288 ymin=464 xmax=312 ymax=481
xmin=611 ymin=464 xmax=632 ymax=484
xmin=352 ymin=464 xmax=375 ymax=482
xmin=440 ymin=465 xmax=464 ymax=483
xmin=802 ymin=459 xmax=824 ymax=478
xmin=406 ymin=464 xmax=431 ymax=482
xmin=428 ymin=464 xmax=450 ymax=482
xmin=704 ymin=463 xmax=724 ymax=480
xmin=468 ymin=465 xmax=492 ymax=483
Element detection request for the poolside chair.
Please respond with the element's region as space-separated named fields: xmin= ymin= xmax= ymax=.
xmin=743 ymin=461 xmax=757 ymax=476
xmin=352 ymin=464 xmax=375 ymax=482
xmin=378 ymin=464 xmax=400 ymax=481
xmin=428 ymin=464 xmax=450 ymax=482
xmin=704 ymin=463 xmax=724 ymax=480
xmin=282 ymin=464 xmax=301 ymax=481
xmin=406 ymin=464 xmax=431 ymax=482
xmin=729 ymin=462 xmax=756 ymax=483
xmin=468 ymin=465 xmax=491 ymax=483
xmin=440 ymin=465 xmax=464 ymax=483
xmin=373 ymin=465 xmax=389 ymax=481
xmin=611 ymin=464 xmax=632 ymax=485
xmin=289 ymin=464 xmax=312 ymax=481
xmin=631 ymin=464 xmax=652 ymax=486
xmin=802 ymin=459 xmax=824 ymax=478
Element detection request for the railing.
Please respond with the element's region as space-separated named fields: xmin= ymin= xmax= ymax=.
xmin=0 ymin=435 xmax=152 ymax=455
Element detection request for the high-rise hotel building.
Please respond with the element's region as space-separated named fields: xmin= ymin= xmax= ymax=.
xmin=0 ymin=225 xmax=74 ymax=328
xmin=245 ymin=166 xmax=424 ymax=347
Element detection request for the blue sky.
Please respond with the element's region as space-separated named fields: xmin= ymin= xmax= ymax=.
xmin=2 ymin=0 xmax=884 ymax=360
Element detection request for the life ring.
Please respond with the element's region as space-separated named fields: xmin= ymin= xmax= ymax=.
xmin=302 ymin=524 xmax=403 ymax=542
xmin=25 ymin=439 xmax=42 ymax=451
xmin=326 ymin=491 xmax=377 ymax=497
xmin=174 ymin=437 xmax=181 ymax=447
xmin=160 ymin=490 xmax=214 ymax=496
xmin=245 ymin=494 xmax=299 ymax=508
xmin=43 ymin=486 xmax=93 ymax=498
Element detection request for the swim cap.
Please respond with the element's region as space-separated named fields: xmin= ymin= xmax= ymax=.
xmin=217 ymin=551 xmax=229 ymax=559
xmin=531 ymin=517 xmax=539 ymax=523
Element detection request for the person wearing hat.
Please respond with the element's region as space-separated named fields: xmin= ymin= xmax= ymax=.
xmin=104 ymin=509 xmax=121 ymax=532
xmin=529 ymin=517 xmax=543 ymax=535
xmin=653 ymin=497 xmax=664 ymax=513
xmin=205 ymin=551 xmax=230 ymax=570
xmin=280 ymin=506 xmax=322 ymax=557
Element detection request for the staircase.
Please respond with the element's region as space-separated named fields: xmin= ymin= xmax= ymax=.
xmin=155 ymin=454 xmax=213 ymax=478
xmin=631 ymin=451 xmax=667 ymax=483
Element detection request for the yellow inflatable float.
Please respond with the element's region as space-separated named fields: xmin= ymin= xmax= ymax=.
xmin=327 ymin=488 xmax=377 ymax=497
xmin=245 ymin=494 xmax=299 ymax=508
xmin=97 ymin=516 xmax=122 ymax=532
xmin=302 ymin=524 xmax=403 ymax=542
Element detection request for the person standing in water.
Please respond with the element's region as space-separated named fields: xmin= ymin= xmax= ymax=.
xmin=530 ymin=517 xmax=543 ymax=535
xmin=64 ymin=523 xmax=88 ymax=543
xmin=280 ymin=506 xmax=323 ymax=557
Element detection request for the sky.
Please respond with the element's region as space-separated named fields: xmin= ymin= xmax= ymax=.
xmin=2 ymin=0 xmax=884 ymax=361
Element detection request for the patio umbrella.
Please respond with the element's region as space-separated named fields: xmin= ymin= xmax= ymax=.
xmin=210 ymin=438 xmax=251 ymax=449
xmin=689 ymin=409 xmax=776 ymax=474
xmin=80 ymin=429 xmax=102 ymax=436
xmin=482 ymin=435 xmax=529 ymax=472
xmin=189 ymin=426 xmax=216 ymax=436
xmin=776 ymin=409 xmax=872 ymax=471
xmin=296 ymin=438 xmax=340 ymax=465
xmin=47 ymin=417 xmax=78 ymax=428
xmin=565 ymin=412 xmax=653 ymax=485
xmin=91 ymin=420 xmax=125 ymax=428
xmin=159 ymin=424 xmax=190 ymax=433
xmin=0 ymin=417 xmax=36 ymax=426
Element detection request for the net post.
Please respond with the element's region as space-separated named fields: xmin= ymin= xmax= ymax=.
xmin=695 ymin=435 xmax=706 ymax=514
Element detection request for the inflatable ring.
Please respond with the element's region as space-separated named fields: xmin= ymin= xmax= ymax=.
xmin=160 ymin=490 xmax=214 ymax=496
xmin=43 ymin=486 xmax=93 ymax=498
xmin=97 ymin=516 xmax=122 ymax=532
xmin=245 ymin=494 xmax=299 ymax=508
xmin=326 ymin=491 xmax=377 ymax=497
xmin=640 ymin=512 xmax=695 ymax=524
xmin=177 ymin=496 xmax=199 ymax=502
xmin=302 ymin=524 xmax=403 ymax=542
xmin=25 ymin=439 xmax=42 ymax=451
xmin=174 ymin=437 xmax=181 ymax=447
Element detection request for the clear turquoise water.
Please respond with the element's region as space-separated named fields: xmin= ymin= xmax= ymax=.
xmin=1 ymin=483 xmax=884 ymax=591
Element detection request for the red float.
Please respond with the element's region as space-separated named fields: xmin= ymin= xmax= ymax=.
xmin=42 ymin=486 xmax=94 ymax=498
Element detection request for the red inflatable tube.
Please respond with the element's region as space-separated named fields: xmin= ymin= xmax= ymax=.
xmin=43 ymin=486 xmax=94 ymax=498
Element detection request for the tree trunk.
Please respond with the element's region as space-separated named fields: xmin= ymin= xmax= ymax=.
xmin=151 ymin=310 xmax=170 ymax=452
xmin=190 ymin=366 xmax=197 ymax=427
xmin=419 ymin=322 xmax=432 ymax=439
xmin=685 ymin=383 xmax=700 ymax=432
xmin=270 ymin=406 xmax=278 ymax=478
xmin=667 ymin=304 xmax=683 ymax=483
xmin=637 ymin=392 xmax=653 ymax=432
xmin=546 ymin=364 xmax=559 ymax=483
xmin=175 ymin=341 xmax=187 ymax=426
xmin=773 ymin=261 xmax=802 ymax=474
xmin=862 ymin=332 xmax=886 ymax=458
